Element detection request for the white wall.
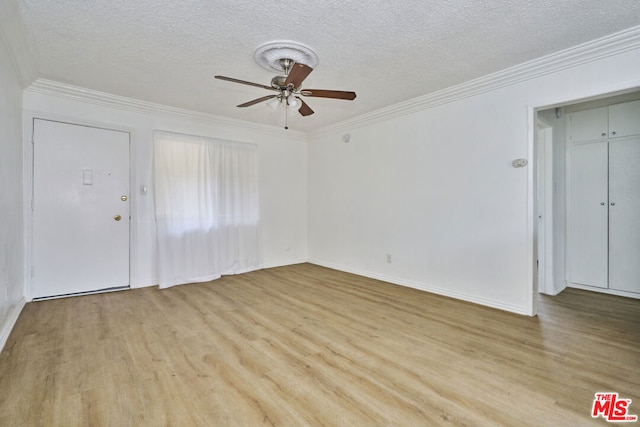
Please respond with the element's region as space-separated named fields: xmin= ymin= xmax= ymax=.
xmin=0 ymin=32 xmax=26 ymax=349
xmin=23 ymin=87 xmax=308 ymax=292
xmin=308 ymin=42 xmax=640 ymax=315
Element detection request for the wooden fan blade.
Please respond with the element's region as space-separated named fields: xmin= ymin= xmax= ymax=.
xmin=215 ymin=75 xmax=275 ymax=91
xmin=296 ymin=97 xmax=314 ymax=116
xmin=237 ymin=95 xmax=277 ymax=108
xmin=300 ymin=89 xmax=356 ymax=100
xmin=284 ymin=63 xmax=313 ymax=89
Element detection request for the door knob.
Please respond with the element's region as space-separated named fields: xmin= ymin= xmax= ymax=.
xmin=610 ymin=202 xmax=616 ymax=206
xmin=601 ymin=202 xmax=605 ymax=205
xmin=114 ymin=214 xmax=122 ymax=221
xmin=121 ymin=195 xmax=128 ymax=201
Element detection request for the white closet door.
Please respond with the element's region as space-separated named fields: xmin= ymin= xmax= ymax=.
xmin=609 ymin=137 xmax=640 ymax=293
xmin=568 ymin=107 xmax=608 ymax=142
xmin=609 ymin=100 xmax=640 ymax=138
xmin=568 ymin=141 xmax=609 ymax=288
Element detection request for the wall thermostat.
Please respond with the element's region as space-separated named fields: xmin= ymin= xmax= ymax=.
xmin=512 ymin=158 xmax=528 ymax=168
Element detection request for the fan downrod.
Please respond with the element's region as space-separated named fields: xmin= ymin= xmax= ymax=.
xmin=270 ymin=58 xmax=295 ymax=90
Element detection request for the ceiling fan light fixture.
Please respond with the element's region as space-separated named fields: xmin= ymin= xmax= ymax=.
xmin=266 ymin=96 xmax=281 ymax=110
xmin=287 ymin=94 xmax=299 ymax=109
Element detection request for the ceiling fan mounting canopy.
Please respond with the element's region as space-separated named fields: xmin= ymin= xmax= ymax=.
xmin=253 ymin=40 xmax=318 ymax=72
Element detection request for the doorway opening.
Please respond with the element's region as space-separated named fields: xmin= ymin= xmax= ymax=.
xmin=533 ymin=89 xmax=640 ymax=306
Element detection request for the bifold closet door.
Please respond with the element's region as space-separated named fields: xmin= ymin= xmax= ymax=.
xmin=608 ymin=137 xmax=640 ymax=293
xmin=568 ymin=141 xmax=609 ymax=288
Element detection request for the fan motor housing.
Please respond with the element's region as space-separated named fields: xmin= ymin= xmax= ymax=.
xmin=270 ymin=75 xmax=287 ymax=89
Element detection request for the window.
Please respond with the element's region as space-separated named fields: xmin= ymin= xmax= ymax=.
xmin=153 ymin=131 xmax=261 ymax=288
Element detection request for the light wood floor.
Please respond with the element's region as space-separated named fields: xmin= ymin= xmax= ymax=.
xmin=1 ymin=264 xmax=638 ymax=426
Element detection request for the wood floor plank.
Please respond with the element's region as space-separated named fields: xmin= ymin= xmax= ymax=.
xmin=1 ymin=263 xmax=638 ymax=426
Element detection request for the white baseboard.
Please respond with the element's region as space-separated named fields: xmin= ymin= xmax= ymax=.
xmin=130 ymin=281 xmax=158 ymax=289
xmin=0 ymin=297 xmax=26 ymax=354
xmin=262 ymin=258 xmax=308 ymax=270
xmin=554 ymin=280 xmax=568 ymax=295
xmin=309 ymin=259 xmax=530 ymax=316
xmin=131 ymin=260 xmax=309 ymax=290
xmin=539 ymin=280 xmax=567 ymax=296
xmin=568 ymin=282 xmax=640 ymax=299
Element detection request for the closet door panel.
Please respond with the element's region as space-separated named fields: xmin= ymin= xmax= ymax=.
xmin=609 ymin=100 xmax=640 ymax=139
xmin=568 ymin=142 xmax=609 ymax=288
xmin=609 ymin=137 xmax=640 ymax=293
xmin=568 ymin=107 xmax=608 ymax=142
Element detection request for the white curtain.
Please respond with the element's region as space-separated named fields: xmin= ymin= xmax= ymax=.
xmin=153 ymin=131 xmax=261 ymax=288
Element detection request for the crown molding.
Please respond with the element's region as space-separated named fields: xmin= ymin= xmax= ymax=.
xmin=22 ymin=25 xmax=640 ymax=140
xmin=311 ymin=25 xmax=640 ymax=138
xmin=24 ymin=79 xmax=307 ymax=139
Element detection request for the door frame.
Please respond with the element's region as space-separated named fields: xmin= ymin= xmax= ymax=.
xmin=527 ymin=84 xmax=640 ymax=315
xmin=24 ymin=114 xmax=136 ymax=301
xmin=536 ymin=117 xmax=554 ymax=295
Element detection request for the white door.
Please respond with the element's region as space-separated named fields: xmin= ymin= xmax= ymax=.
xmin=32 ymin=119 xmax=130 ymax=298
xmin=608 ymin=137 xmax=640 ymax=293
xmin=568 ymin=141 xmax=608 ymax=288
xmin=609 ymin=100 xmax=640 ymax=138
xmin=568 ymin=107 xmax=608 ymax=142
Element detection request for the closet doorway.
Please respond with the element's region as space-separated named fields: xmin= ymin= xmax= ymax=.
xmin=535 ymin=90 xmax=640 ymax=299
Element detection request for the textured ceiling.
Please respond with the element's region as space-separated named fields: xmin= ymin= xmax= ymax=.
xmin=15 ymin=0 xmax=640 ymax=131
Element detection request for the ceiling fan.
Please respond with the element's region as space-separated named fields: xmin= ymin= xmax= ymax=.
xmin=215 ymin=58 xmax=356 ymax=129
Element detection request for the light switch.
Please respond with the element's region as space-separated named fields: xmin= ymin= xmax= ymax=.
xmin=82 ymin=170 xmax=93 ymax=185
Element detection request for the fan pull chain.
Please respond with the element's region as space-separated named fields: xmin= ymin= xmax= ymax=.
xmin=284 ymin=99 xmax=289 ymax=130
